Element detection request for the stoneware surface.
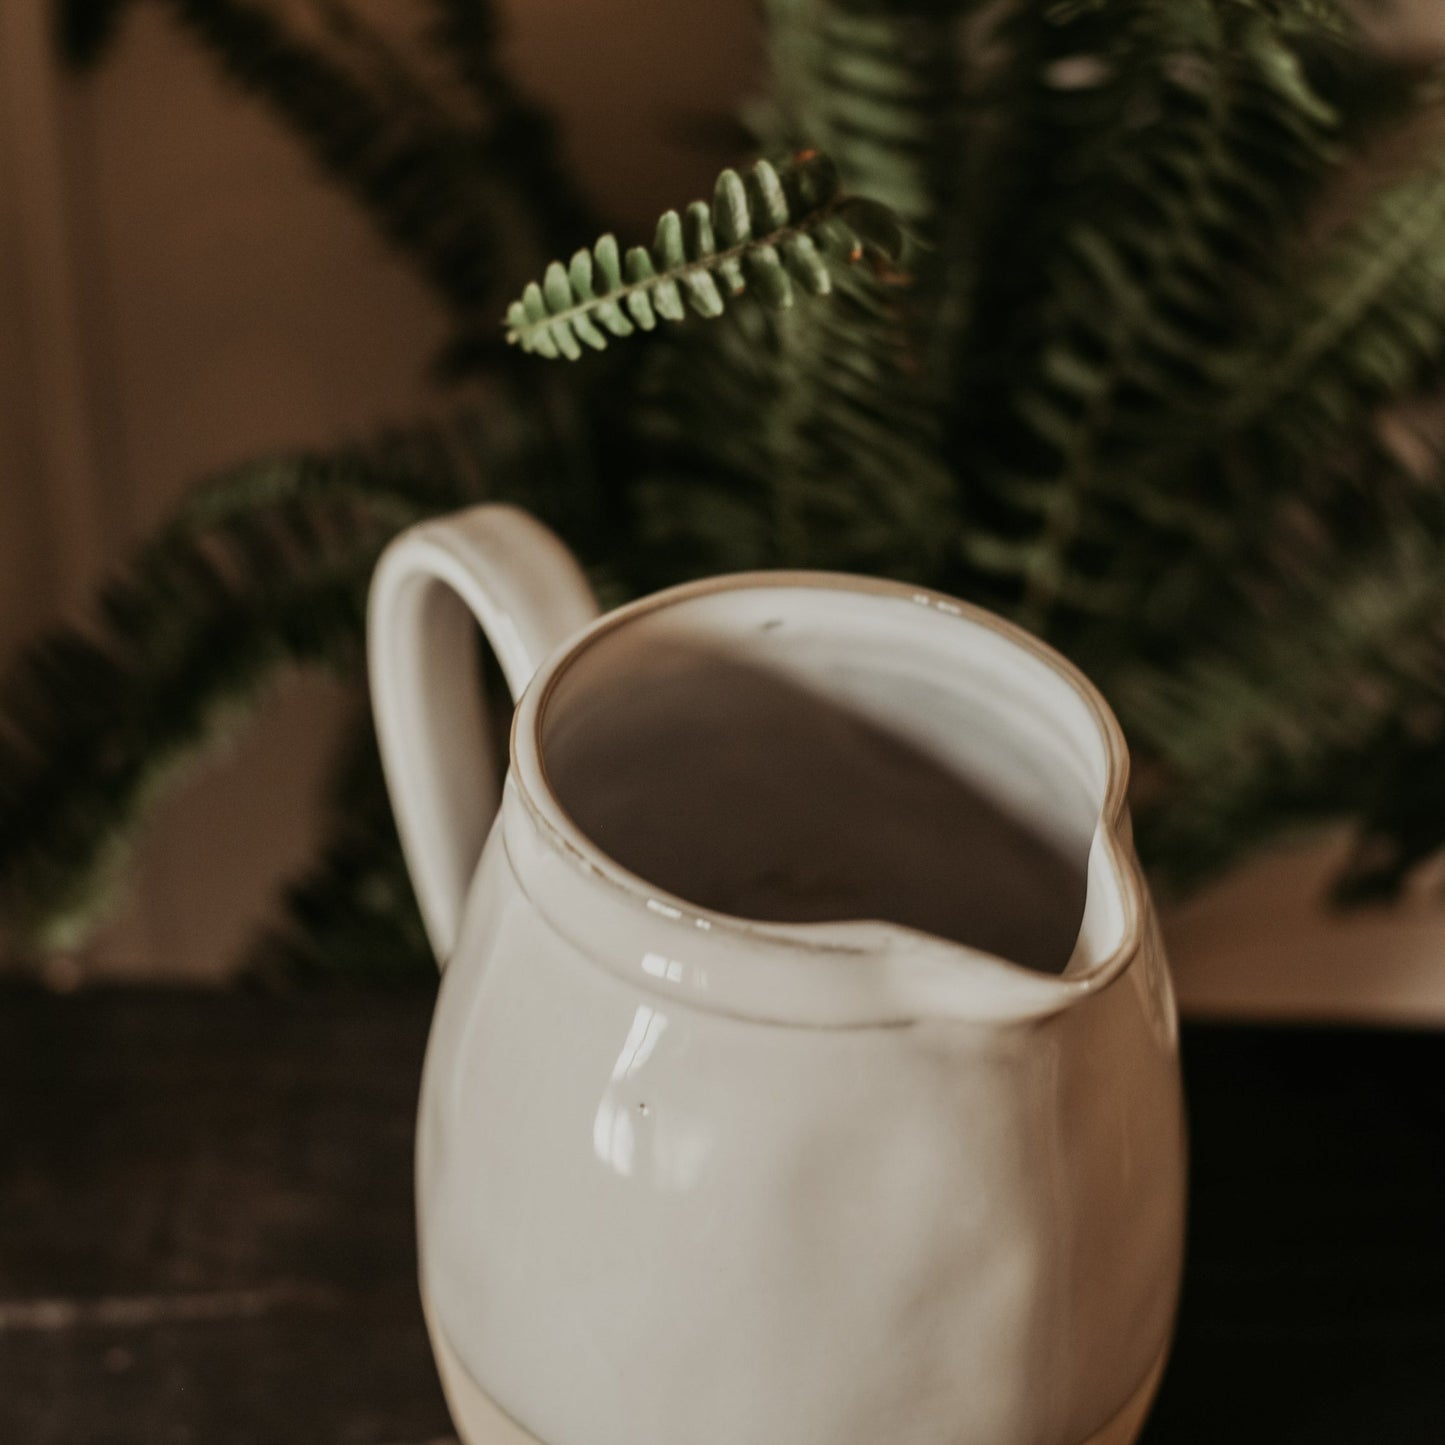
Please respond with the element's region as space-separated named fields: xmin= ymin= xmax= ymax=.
xmin=368 ymin=505 xmax=1187 ymax=1445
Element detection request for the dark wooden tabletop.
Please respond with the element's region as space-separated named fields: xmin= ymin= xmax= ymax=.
xmin=1 ymin=985 xmax=1442 ymax=1444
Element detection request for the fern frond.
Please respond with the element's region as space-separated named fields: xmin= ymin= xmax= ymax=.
xmin=628 ymin=259 xmax=957 ymax=583
xmin=422 ymin=0 xmax=589 ymax=253
xmin=145 ymin=0 xmax=589 ymax=311
xmin=756 ymin=0 xmax=978 ymax=391
xmin=423 ymin=0 xmax=499 ymax=100
xmin=503 ymin=154 xmax=904 ymax=359
xmin=1264 ymin=0 xmax=1359 ymax=40
xmin=1223 ymin=146 xmax=1445 ymax=458
xmin=0 ymin=381 xmax=621 ymax=956
xmin=759 ymin=0 xmax=969 ymax=230
xmin=0 ymin=499 xmax=387 ymax=953
xmin=948 ymin=0 xmax=1347 ymax=640
xmin=1122 ymin=481 xmax=1445 ymax=892
xmin=175 ymin=393 xmax=608 ymax=547
xmin=170 ymin=439 xmax=457 ymax=536
xmin=416 ymin=0 xmax=596 ymax=257
xmin=55 ymin=0 xmax=140 ymax=65
xmin=154 ymin=0 xmax=493 ymax=308
xmin=1076 ymin=139 xmax=1445 ymax=657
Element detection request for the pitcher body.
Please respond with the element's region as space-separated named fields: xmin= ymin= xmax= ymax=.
xmin=368 ymin=506 xmax=1186 ymax=1445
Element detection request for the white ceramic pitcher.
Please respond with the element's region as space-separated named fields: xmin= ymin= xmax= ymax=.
xmin=367 ymin=504 xmax=1186 ymax=1445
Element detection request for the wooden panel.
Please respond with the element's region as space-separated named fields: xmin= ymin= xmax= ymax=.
xmin=0 ymin=986 xmax=452 ymax=1444
xmin=1 ymin=987 xmax=1442 ymax=1442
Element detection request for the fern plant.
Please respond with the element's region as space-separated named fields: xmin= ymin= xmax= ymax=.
xmin=8 ymin=0 xmax=1445 ymax=981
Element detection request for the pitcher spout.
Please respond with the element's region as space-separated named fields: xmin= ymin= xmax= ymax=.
xmin=873 ymin=818 xmax=1148 ymax=1025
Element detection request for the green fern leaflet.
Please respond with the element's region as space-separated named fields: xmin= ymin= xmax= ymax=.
xmin=503 ymin=154 xmax=905 ymax=358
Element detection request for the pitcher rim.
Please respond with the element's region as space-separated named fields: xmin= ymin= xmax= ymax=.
xmin=506 ymin=570 xmax=1145 ymax=1022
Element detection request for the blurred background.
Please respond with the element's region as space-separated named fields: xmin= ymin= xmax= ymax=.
xmin=5 ymin=0 xmax=1445 ymax=1019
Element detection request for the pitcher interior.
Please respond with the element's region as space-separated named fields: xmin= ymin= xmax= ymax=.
xmin=537 ymin=584 xmax=1110 ymax=975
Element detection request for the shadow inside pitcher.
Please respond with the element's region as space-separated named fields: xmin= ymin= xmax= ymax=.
xmin=537 ymin=587 xmax=1102 ymax=976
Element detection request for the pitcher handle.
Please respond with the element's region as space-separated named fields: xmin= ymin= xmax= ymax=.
xmin=367 ymin=505 xmax=600 ymax=964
